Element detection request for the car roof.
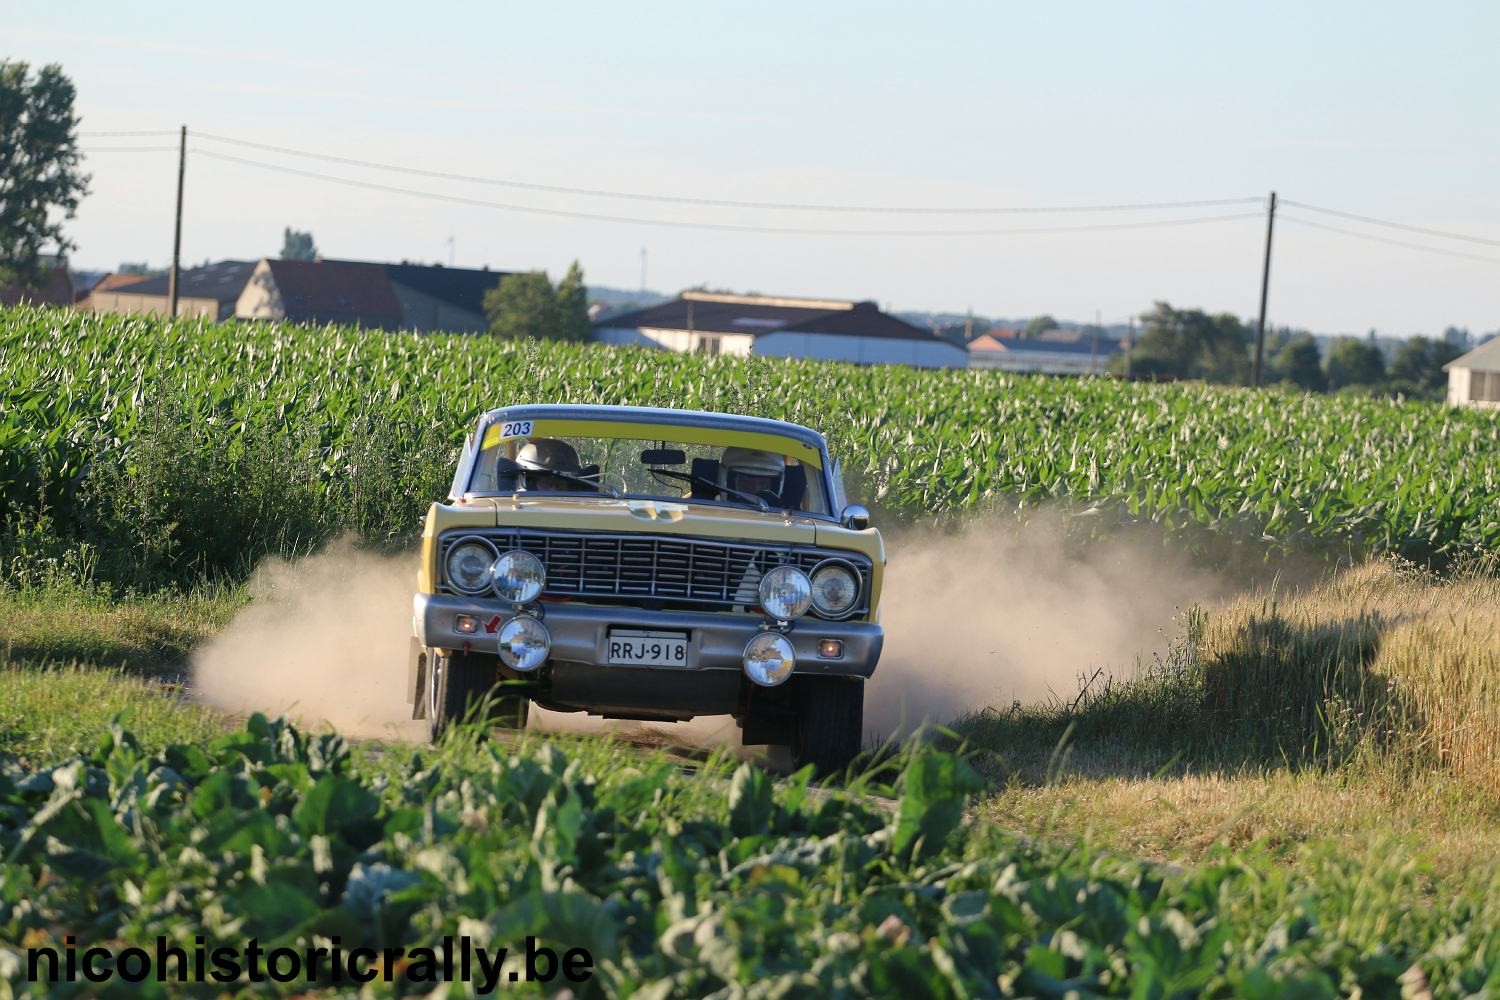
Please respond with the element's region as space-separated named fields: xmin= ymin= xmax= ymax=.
xmin=479 ymin=404 xmax=828 ymax=450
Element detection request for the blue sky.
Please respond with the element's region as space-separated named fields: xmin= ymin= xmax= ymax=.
xmin=12 ymin=1 xmax=1500 ymax=334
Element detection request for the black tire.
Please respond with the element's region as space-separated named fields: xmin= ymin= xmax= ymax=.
xmin=790 ymin=676 xmax=864 ymax=777
xmin=426 ymin=650 xmax=529 ymax=742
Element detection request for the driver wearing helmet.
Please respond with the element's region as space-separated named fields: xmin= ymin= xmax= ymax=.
xmin=719 ymin=447 xmax=785 ymax=503
xmin=515 ymin=438 xmax=590 ymax=492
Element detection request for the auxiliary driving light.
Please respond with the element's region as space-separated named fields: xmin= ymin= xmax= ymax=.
xmin=491 ymin=549 xmax=546 ymax=604
xmin=758 ymin=566 xmax=812 ymax=621
xmin=497 ymin=616 xmax=550 ymax=672
xmin=455 ymin=614 xmax=478 ymax=634
xmin=818 ymin=638 xmax=843 ymax=659
xmin=743 ymin=631 xmax=796 ymax=687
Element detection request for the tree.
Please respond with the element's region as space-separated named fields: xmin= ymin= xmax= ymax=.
xmin=553 ymin=260 xmax=591 ymax=341
xmin=280 ymin=227 xmax=317 ymax=260
xmin=484 ymin=272 xmax=557 ymax=339
xmin=1269 ymin=334 xmax=1326 ymax=392
xmin=1388 ymin=336 xmax=1462 ymax=398
xmin=1111 ymin=302 xmax=1251 ymax=384
xmin=483 ymin=261 xmax=592 ymax=341
xmin=0 ymin=61 xmax=90 ymax=288
xmin=1324 ymin=337 xmax=1386 ymax=391
xmin=1023 ymin=314 xmax=1059 ymax=338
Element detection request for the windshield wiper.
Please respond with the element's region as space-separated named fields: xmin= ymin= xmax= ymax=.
xmin=496 ymin=458 xmax=620 ymax=498
xmin=649 ymin=468 xmax=770 ymax=512
xmin=543 ymin=467 xmax=621 ymax=498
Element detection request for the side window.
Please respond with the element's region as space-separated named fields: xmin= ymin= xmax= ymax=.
xmin=829 ymin=458 xmax=848 ymax=512
xmin=449 ymin=432 xmax=475 ymax=499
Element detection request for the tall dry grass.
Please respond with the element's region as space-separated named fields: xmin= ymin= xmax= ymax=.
xmin=1200 ymin=561 xmax=1500 ymax=797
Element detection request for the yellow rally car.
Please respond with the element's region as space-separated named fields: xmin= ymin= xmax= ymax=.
xmin=407 ymin=404 xmax=883 ymax=773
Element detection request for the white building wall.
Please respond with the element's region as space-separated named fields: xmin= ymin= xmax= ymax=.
xmin=968 ymin=349 xmax=1110 ymax=375
xmin=753 ymin=332 xmax=965 ymax=369
xmin=1450 ymin=366 xmax=1500 ymax=409
xmin=1448 ymin=367 xmax=1470 ymax=406
xmin=594 ymin=326 xmax=754 ymax=356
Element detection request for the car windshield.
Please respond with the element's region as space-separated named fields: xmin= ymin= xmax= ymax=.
xmin=466 ymin=426 xmax=830 ymax=516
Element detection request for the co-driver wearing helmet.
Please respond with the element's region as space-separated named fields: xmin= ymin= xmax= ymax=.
xmin=719 ymin=447 xmax=785 ymax=504
xmin=515 ymin=438 xmax=590 ymax=492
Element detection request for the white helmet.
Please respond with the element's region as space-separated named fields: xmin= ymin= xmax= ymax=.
xmin=720 ymin=447 xmax=784 ymax=499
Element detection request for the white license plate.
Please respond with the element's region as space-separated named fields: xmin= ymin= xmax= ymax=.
xmin=608 ymin=629 xmax=690 ymax=667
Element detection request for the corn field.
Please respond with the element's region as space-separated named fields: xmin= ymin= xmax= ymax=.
xmin=2 ymin=306 xmax=1497 ymax=587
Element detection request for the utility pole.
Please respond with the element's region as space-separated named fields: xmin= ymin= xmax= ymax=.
xmin=1090 ymin=308 xmax=1101 ymax=375
xmin=1251 ymin=190 xmax=1277 ymax=387
xmin=168 ymin=124 xmax=186 ymax=318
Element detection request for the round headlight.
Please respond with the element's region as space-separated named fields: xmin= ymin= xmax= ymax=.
xmin=445 ymin=539 xmax=496 ymax=594
xmin=743 ymin=631 xmax=796 ymax=687
xmin=497 ymin=616 xmax=550 ymax=672
xmin=491 ymin=549 xmax=545 ymax=604
xmin=810 ymin=562 xmax=859 ymax=617
xmin=758 ymin=565 xmax=812 ymax=621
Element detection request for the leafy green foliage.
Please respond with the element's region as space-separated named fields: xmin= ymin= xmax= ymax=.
xmin=1324 ymin=337 xmax=1386 ymax=391
xmin=1115 ymin=302 xmax=1251 ymax=384
xmin=2 ymin=305 xmax=1498 ymax=590
xmin=1 ymin=716 xmax=1495 ymax=995
xmin=279 ymin=227 xmax=317 ymax=261
xmin=483 ymin=260 xmax=591 ymax=341
xmin=0 ymin=61 xmax=90 ymax=288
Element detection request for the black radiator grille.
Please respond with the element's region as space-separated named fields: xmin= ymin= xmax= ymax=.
xmin=438 ymin=529 xmax=871 ymax=616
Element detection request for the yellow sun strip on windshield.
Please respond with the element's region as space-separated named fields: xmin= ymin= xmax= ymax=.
xmin=480 ymin=420 xmax=823 ymax=468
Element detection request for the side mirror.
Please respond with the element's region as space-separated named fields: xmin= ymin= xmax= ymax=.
xmin=840 ymin=504 xmax=871 ymax=530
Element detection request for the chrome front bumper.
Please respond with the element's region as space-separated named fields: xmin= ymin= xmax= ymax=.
xmin=412 ymin=592 xmax=883 ymax=678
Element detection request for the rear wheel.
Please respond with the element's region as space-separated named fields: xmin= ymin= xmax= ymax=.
xmin=789 ymin=676 xmax=864 ymax=777
xmin=426 ymin=650 xmax=530 ymax=742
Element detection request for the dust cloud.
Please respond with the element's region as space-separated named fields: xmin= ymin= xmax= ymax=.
xmin=192 ymin=516 xmax=1240 ymax=749
xmin=189 ymin=538 xmax=744 ymax=747
xmin=866 ymin=512 xmax=1232 ymax=739
xmin=190 ymin=539 xmax=425 ymax=740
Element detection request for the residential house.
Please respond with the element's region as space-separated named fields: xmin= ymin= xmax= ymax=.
xmin=85 ymin=260 xmax=256 ymax=320
xmin=236 ymin=258 xmax=505 ymax=332
xmin=1443 ymin=336 xmax=1500 ymax=409
xmin=594 ymin=291 xmax=967 ymax=369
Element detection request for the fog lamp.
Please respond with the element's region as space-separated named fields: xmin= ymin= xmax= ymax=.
xmin=455 ymin=614 xmax=478 ymax=634
xmin=497 ymin=616 xmax=550 ymax=672
xmin=743 ymin=631 xmax=796 ymax=687
xmin=818 ymin=638 xmax=843 ymax=659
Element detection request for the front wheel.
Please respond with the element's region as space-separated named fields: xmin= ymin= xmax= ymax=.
xmin=789 ymin=675 xmax=864 ymax=777
xmin=426 ymin=650 xmax=530 ymax=742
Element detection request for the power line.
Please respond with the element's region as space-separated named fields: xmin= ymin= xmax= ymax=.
xmin=194 ymin=146 xmax=1265 ymax=237
xmin=192 ymin=130 xmax=1263 ymax=216
xmin=79 ymin=146 xmax=180 ymax=153
xmin=1280 ymin=198 xmax=1500 ymax=250
xmin=77 ymin=129 xmax=180 ymax=137
xmin=1279 ymin=213 xmax=1500 ymax=265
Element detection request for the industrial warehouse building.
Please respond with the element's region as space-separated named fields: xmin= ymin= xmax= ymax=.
xmin=594 ymin=291 xmax=967 ymax=369
xmin=966 ymin=329 xmax=1119 ymax=375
